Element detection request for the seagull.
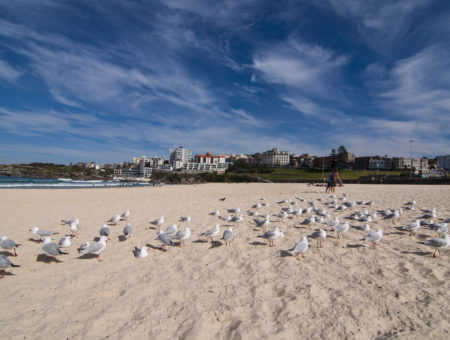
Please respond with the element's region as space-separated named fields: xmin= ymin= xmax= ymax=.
xmin=69 ymin=222 xmax=80 ymax=238
xmin=180 ymin=216 xmax=191 ymax=225
xmin=335 ymin=222 xmax=350 ymax=239
xmin=422 ymin=208 xmax=437 ymax=219
xmin=123 ymin=223 xmax=132 ymax=239
xmin=222 ymin=227 xmax=234 ymax=246
xmin=134 ymin=246 xmax=148 ymax=258
xmin=253 ymin=216 xmax=270 ymax=233
xmin=108 ymin=214 xmax=121 ymax=225
xmin=219 ymin=197 xmax=226 ymax=201
xmin=403 ymin=219 xmax=421 ymax=236
xmin=61 ymin=218 xmax=79 ymax=225
xmin=310 ymin=229 xmax=326 ymax=248
xmin=121 ymin=209 xmax=130 ymax=220
xmin=365 ymin=229 xmax=383 ymax=249
xmin=79 ymin=236 xmax=107 ymax=261
xmin=42 ymin=237 xmax=69 ymax=262
xmin=384 ymin=209 xmax=401 ymax=225
xmin=151 ymin=216 xmax=165 ymax=230
xmin=275 ymin=211 xmax=288 ymax=222
xmin=424 ymin=234 xmax=450 ymax=258
xmin=0 ymin=236 xmax=20 ymax=257
xmin=58 ymin=236 xmax=72 ymax=248
xmin=227 ymin=207 xmax=240 ymax=214
xmin=201 ymin=224 xmax=220 ymax=242
xmin=356 ymin=223 xmax=371 ymax=232
xmin=247 ymin=210 xmax=259 ymax=217
xmin=434 ymin=223 xmax=448 ymax=236
xmin=31 ymin=227 xmax=58 ymax=242
xmin=78 ymin=241 xmax=90 ymax=252
xmin=99 ymin=224 xmax=110 ymax=238
xmin=221 ymin=215 xmax=232 ymax=222
xmin=0 ymin=254 xmax=20 ymax=279
xmin=292 ymin=209 xmax=303 ymax=219
xmin=231 ymin=214 xmax=244 ymax=226
xmin=164 ymin=224 xmax=178 ymax=235
xmin=301 ymin=216 xmax=316 ymax=229
xmin=252 ymin=203 xmax=261 ymax=209
xmin=405 ymin=200 xmax=416 ymax=206
xmin=290 ymin=236 xmax=308 ymax=259
xmin=327 ymin=217 xmax=339 ymax=230
xmin=172 ymin=227 xmax=192 ymax=247
xmin=157 ymin=231 xmax=174 ymax=251
xmin=258 ymin=228 xmax=284 ymax=247
xmin=210 ymin=210 xmax=220 ymax=216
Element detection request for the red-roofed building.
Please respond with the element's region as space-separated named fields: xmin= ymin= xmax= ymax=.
xmin=194 ymin=152 xmax=226 ymax=164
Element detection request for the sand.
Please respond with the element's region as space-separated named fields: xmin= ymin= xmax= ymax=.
xmin=0 ymin=183 xmax=449 ymax=339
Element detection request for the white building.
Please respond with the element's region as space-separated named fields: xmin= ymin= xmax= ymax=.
xmin=132 ymin=155 xmax=150 ymax=165
xmin=436 ymin=155 xmax=450 ymax=170
xmin=182 ymin=162 xmax=229 ymax=173
xmin=261 ymin=148 xmax=290 ymax=166
xmin=114 ymin=163 xmax=152 ymax=179
xmin=169 ymin=146 xmax=192 ymax=166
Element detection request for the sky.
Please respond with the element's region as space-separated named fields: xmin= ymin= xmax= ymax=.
xmin=0 ymin=0 xmax=449 ymax=164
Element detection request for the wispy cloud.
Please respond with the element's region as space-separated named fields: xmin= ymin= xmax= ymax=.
xmin=0 ymin=59 xmax=23 ymax=82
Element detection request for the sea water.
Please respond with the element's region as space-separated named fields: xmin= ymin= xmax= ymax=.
xmin=0 ymin=176 xmax=151 ymax=189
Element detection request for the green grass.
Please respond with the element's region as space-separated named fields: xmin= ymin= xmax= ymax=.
xmin=227 ymin=168 xmax=403 ymax=181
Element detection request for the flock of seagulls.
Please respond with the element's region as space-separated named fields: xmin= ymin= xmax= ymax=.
xmin=1 ymin=192 xmax=449 ymax=279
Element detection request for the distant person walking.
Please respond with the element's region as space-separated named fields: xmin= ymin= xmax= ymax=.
xmin=325 ymin=168 xmax=343 ymax=193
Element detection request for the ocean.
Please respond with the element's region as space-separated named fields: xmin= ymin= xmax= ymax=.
xmin=0 ymin=176 xmax=151 ymax=189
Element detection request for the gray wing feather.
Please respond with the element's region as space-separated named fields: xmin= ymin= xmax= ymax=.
xmin=43 ymin=243 xmax=66 ymax=255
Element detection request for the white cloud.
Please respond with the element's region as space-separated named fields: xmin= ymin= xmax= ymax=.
xmin=0 ymin=59 xmax=23 ymax=82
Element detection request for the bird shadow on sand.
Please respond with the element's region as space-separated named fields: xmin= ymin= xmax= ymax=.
xmin=401 ymin=251 xmax=432 ymax=256
xmin=249 ymin=241 xmax=267 ymax=246
xmin=1 ymin=271 xmax=15 ymax=277
xmin=346 ymin=244 xmax=365 ymax=248
xmin=146 ymin=243 xmax=167 ymax=252
xmin=0 ymin=251 xmax=14 ymax=257
xmin=388 ymin=231 xmax=406 ymax=235
xmin=417 ymin=234 xmax=429 ymax=240
xmin=36 ymin=254 xmax=63 ymax=263
xmin=193 ymin=239 xmax=209 ymax=244
xmin=118 ymin=235 xmax=127 ymax=242
xmin=147 ymin=226 xmax=157 ymax=230
xmin=28 ymin=238 xmax=42 ymax=243
xmin=77 ymin=253 xmax=100 ymax=260
xmin=209 ymin=241 xmax=223 ymax=249
xmin=280 ymin=250 xmax=293 ymax=257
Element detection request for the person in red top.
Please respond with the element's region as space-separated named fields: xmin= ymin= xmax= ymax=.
xmin=325 ymin=168 xmax=343 ymax=193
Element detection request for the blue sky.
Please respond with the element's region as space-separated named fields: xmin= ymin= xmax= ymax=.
xmin=0 ymin=0 xmax=449 ymax=164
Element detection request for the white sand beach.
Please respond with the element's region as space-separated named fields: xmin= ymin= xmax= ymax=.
xmin=0 ymin=183 xmax=449 ymax=339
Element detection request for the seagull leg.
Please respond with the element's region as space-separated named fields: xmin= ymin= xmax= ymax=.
xmin=14 ymin=248 xmax=17 ymax=257
xmin=0 ymin=270 xmax=4 ymax=279
xmin=432 ymin=249 xmax=437 ymax=258
xmin=438 ymin=249 xmax=441 ymax=256
xmin=96 ymin=255 xmax=103 ymax=262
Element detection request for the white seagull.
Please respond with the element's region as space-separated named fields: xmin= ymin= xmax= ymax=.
xmin=201 ymin=224 xmax=220 ymax=242
xmin=0 ymin=254 xmax=20 ymax=279
xmin=164 ymin=224 xmax=178 ymax=235
xmin=157 ymin=231 xmax=174 ymax=251
xmin=310 ymin=229 xmax=327 ymax=248
xmin=42 ymin=237 xmax=69 ymax=262
xmin=290 ymin=236 xmax=308 ymax=259
xmin=424 ymin=234 xmax=450 ymax=258
xmin=134 ymin=246 xmax=148 ymax=258
xmin=172 ymin=227 xmax=192 ymax=247
xmin=121 ymin=209 xmax=130 ymax=220
xmin=222 ymin=227 xmax=234 ymax=246
xmin=31 ymin=227 xmax=58 ymax=242
xmin=108 ymin=214 xmax=121 ymax=225
xmin=58 ymin=236 xmax=72 ymax=248
xmin=365 ymin=229 xmax=383 ymax=249
xmin=335 ymin=222 xmax=350 ymax=239
xmin=259 ymin=227 xmax=284 ymax=247
xmin=151 ymin=216 xmax=165 ymax=230
xmin=0 ymin=236 xmax=20 ymax=257
xmin=403 ymin=219 xmax=421 ymax=236
xmin=79 ymin=236 xmax=107 ymax=261
xmin=123 ymin=223 xmax=132 ymax=239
